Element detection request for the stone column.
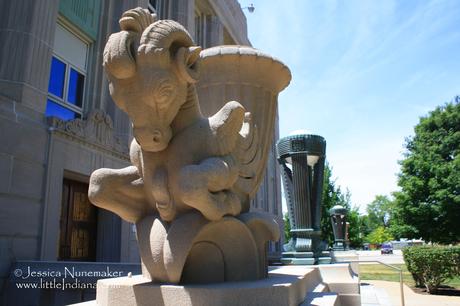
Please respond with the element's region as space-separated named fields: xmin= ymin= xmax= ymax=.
xmin=207 ymin=15 xmax=223 ymax=47
xmin=171 ymin=0 xmax=194 ymax=32
xmin=0 ymin=0 xmax=60 ymax=114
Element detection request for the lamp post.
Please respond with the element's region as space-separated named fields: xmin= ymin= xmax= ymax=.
xmin=242 ymin=3 xmax=255 ymax=13
xmin=277 ymin=133 xmax=331 ymax=265
xmin=329 ymin=205 xmax=348 ymax=251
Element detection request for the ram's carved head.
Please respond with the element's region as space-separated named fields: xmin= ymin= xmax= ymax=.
xmin=103 ymin=8 xmax=201 ymax=152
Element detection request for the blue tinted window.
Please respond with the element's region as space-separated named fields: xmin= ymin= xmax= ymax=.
xmin=67 ymin=68 xmax=84 ymax=107
xmin=48 ymin=57 xmax=66 ymax=98
xmin=45 ymin=99 xmax=79 ymax=120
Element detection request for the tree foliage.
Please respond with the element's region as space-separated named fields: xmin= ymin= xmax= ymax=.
xmin=393 ymin=98 xmax=460 ymax=243
xmin=365 ymin=226 xmax=394 ymax=244
xmin=366 ymin=195 xmax=394 ymax=231
xmin=284 ymin=213 xmax=291 ymax=242
xmin=347 ymin=206 xmax=364 ymax=248
xmin=403 ymin=246 xmax=460 ymax=294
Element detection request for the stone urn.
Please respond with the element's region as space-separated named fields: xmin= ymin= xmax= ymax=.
xmin=196 ymin=46 xmax=291 ymax=202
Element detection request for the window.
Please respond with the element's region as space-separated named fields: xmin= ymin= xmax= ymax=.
xmin=46 ymin=24 xmax=88 ymax=121
xmin=148 ymin=0 xmax=169 ymax=19
xmin=59 ymin=179 xmax=98 ymax=261
xmin=148 ymin=0 xmax=158 ymax=13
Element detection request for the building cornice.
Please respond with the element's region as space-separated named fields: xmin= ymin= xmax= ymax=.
xmin=47 ymin=109 xmax=129 ymax=161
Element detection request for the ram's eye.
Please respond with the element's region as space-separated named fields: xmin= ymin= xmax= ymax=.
xmin=155 ymin=80 xmax=174 ymax=105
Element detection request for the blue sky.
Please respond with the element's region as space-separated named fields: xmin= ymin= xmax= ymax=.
xmin=239 ymin=0 xmax=460 ymax=212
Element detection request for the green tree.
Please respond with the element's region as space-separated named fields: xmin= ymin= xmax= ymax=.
xmin=365 ymin=226 xmax=394 ymax=245
xmin=348 ymin=206 xmax=364 ymax=248
xmin=284 ymin=212 xmax=291 ymax=242
xmin=366 ymin=195 xmax=395 ymax=231
xmin=392 ymin=97 xmax=460 ymax=243
xmin=359 ymin=214 xmax=372 ymax=239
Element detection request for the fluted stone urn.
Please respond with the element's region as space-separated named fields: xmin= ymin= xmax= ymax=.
xmin=329 ymin=205 xmax=349 ymax=251
xmin=276 ymin=133 xmax=331 ymax=265
xmin=196 ymin=46 xmax=291 ymax=201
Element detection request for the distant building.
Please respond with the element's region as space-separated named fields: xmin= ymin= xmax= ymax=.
xmin=390 ymin=239 xmax=424 ymax=250
xmin=0 ymin=0 xmax=282 ymax=305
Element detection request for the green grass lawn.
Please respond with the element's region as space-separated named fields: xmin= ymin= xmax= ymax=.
xmin=359 ymin=264 xmax=460 ymax=289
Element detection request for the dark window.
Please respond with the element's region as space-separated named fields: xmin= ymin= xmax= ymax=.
xmin=149 ymin=0 xmax=157 ymax=9
xmin=148 ymin=0 xmax=158 ymax=14
xmin=59 ymin=179 xmax=98 ymax=261
xmin=67 ymin=68 xmax=85 ymax=107
xmin=149 ymin=0 xmax=169 ymax=19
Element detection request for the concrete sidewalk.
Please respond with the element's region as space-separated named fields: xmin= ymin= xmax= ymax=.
xmin=365 ymin=280 xmax=460 ymax=306
xmin=361 ymin=282 xmax=392 ymax=306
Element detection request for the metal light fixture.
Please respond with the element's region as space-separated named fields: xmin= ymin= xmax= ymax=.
xmin=277 ymin=133 xmax=330 ymax=265
xmin=242 ymin=3 xmax=255 ymax=13
xmin=329 ymin=205 xmax=349 ymax=251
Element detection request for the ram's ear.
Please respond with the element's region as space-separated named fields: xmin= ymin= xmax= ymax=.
xmin=174 ymin=46 xmax=201 ymax=83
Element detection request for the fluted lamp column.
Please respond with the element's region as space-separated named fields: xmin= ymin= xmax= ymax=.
xmin=329 ymin=205 xmax=348 ymax=251
xmin=277 ymin=133 xmax=331 ymax=265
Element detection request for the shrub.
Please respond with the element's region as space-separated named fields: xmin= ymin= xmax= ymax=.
xmin=403 ymin=245 xmax=460 ymax=294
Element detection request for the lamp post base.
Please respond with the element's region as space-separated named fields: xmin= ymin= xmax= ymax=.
xmin=332 ymin=240 xmax=349 ymax=251
xmin=281 ymin=251 xmax=332 ymax=265
xmin=281 ymin=251 xmax=314 ymax=265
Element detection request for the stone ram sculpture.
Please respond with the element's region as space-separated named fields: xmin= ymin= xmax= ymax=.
xmin=89 ymin=7 xmax=290 ymax=284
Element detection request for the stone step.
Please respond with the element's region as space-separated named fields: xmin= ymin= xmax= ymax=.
xmin=301 ymin=292 xmax=339 ymax=306
xmin=312 ymin=282 xmax=328 ymax=292
xmin=337 ymin=293 xmax=362 ymax=306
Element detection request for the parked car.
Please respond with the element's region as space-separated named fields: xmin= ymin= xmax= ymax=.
xmin=381 ymin=243 xmax=393 ymax=254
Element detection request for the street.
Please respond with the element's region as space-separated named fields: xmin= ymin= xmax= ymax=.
xmin=356 ymin=250 xmax=405 ymax=265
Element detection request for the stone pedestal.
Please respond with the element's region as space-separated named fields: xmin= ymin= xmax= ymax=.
xmin=331 ymin=250 xmax=359 ymax=276
xmin=331 ymin=250 xmax=358 ymax=263
xmin=70 ymin=264 xmax=361 ymax=306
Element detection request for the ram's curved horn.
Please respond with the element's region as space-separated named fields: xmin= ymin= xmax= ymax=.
xmin=119 ymin=7 xmax=156 ymax=33
xmin=103 ymin=7 xmax=156 ymax=80
xmin=175 ymin=46 xmax=202 ymax=83
xmin=139 ymin=20 xmax=201 ymax=83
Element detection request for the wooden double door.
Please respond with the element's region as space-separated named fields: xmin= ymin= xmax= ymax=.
xmin=59 ymin=179 xmax=98 ymax=261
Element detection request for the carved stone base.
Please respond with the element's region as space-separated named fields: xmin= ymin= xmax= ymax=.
xmin=136 ymin=211 xmax=279 ymax=284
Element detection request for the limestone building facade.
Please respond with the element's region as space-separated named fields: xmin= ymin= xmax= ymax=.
xmin=0 ymin=0 xmax=283 ymax=304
